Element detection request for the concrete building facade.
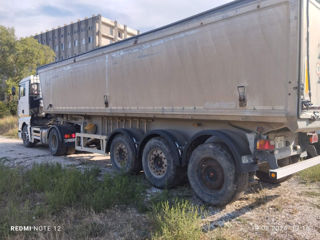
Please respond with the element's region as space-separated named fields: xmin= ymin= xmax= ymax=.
xmin=34 ymin=15 xmax=139 ymax=61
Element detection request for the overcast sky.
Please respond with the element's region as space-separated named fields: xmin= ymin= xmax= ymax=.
xmin=0 ymin=0 xmax=233 ymax=38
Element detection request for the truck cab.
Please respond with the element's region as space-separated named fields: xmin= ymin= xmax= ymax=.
xmin=17 ymin=75 xmax=43 ymax=145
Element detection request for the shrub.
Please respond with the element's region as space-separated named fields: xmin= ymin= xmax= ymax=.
xmin=0 ymin=115 xmax=18 ymax=137
xmin=0 ymin=101 xmax=10 ymax=118
xmin=151 ymin=200 xmax=203 ymax=240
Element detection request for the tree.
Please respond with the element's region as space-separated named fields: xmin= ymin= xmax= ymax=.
xmin=9 ymin=37 xmax=56 ymax=86
xmin=0 ymin=25 xmax=55 ymax=115
xmin=0 ymin=26 xmax=16 ymax=81
xmin=0 ymin=26 xmax=16 ymax=101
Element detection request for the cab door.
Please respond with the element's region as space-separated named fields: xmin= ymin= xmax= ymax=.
xmin=18 ymin=81 xmax=29 ymax=117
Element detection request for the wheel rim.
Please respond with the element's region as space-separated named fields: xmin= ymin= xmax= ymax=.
xmin=147 ymin=148 xmax=168 ymax=178
xmin=198 ymin=158 xmax=224 ymax=190
xmin=22 ymin=127 xmax=29 ymax=143
xmin=114 ymin=143 xmax=129 ymax=168
xmin=51 ymin=134 xmax=58 ymax=150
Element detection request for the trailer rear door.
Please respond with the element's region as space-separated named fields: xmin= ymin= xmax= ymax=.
xmin=301 ymin=0 xmax=320 ymax=115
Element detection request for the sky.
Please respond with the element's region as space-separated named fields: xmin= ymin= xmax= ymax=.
xmin=0 ymin=0 xmax=233 ymax=38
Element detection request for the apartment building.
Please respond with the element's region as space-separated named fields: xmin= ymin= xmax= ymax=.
xmin=34 ymin=15 xmax=139 ymax=61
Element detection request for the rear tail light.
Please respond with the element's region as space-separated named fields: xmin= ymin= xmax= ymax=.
xmin=256 ymin=139 xmax=275 ymax=151
xmin=64 ymin=134 xmax=71 ymax=139
xmin=64 ymin=133 xmax=76 ymax=139
xmin=309 ymin=133 xmax=319 ymax=144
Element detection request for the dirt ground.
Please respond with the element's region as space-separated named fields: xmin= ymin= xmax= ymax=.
xmin=0 ymin=136 xmax=113 ymax=175
xmin=0 ymin=136 xmax=319 ymax=240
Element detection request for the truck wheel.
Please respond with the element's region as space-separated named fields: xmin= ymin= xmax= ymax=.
xmin=22 ymin=125 xmax=35 ymax=148
xmin=48 ymin=128 xmax=66 ymax=156
xmin=256 ymin=156 xmax=299 ymax=184
xmin=188 ymin=143 xmax=245 ymax=206
xmin=142 ymin=137 xmax=180 ymax=188
xmin=110 ymin=134 xmax=141 ymax=174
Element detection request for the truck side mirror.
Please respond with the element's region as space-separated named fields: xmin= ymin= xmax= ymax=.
xmin=11 ymin=86 xmax=16 ymax=96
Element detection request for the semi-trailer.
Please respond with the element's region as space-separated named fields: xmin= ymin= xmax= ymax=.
xmin=17 ymin=0 xmax=320 ymax=205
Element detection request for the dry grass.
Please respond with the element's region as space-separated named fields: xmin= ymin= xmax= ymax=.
xmin=299 ymin=164 xmax=320 ymax=183
xmin=205 ymin=227 xmax=242 ymax=240
xmin=6 ymin=208 xmax=151 ymax=240
xmin=0 ymin=115 xmax=18 ymax=138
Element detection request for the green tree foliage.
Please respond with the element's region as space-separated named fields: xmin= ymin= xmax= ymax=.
xmin=0 ymin=26 xmax=16 ymax=82
xmin=0 ymin=26 xmax=55 ymax=115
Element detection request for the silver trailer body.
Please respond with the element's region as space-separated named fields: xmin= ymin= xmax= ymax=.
xmin=38 ymin=0 xmax=320 ymax=133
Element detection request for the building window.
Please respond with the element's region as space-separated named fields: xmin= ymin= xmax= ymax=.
xmin=118 ymin=32 xmax=122 ymax=38
xmin=61 ymin=34 xmax=63 ymax=38
xmin=74 ymin=40 xmax=78 ymax=46
xmin=88 ymin=36 xmax=92 ymax=43
xmin=68 ymin=32 xmax=70 ymax=36
xmin=82 ymin=38 xmax=85 ymax=45
xmin=88 ymin=26 xmax=91 ymax=30
xmin=61 ymin=43 xmax=64 ymax=50
xmin=68 ymin=42 xmax=71 ymax=48
xmin=55 ymin=45 xmax=58 ymax=51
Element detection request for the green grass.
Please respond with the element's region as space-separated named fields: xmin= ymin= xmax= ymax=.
xmin=0 ymin=115 xmax=18 ymax=138
xmin=0 ymin=163 xmax=212 ymax=240
xmin=0 ymin=163 xmax=147 ymax=239
xmin=151 ymin=200 xmax=203 ymax=240
xmin=298 ymin=164 xmax=320 ymax=182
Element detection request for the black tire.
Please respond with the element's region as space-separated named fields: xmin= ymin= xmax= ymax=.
xmin=110 ymin=134 xmax=141 ymax=174
xmin=22 ymin=125 xmax=35 ymax=148
xmin=48 ymin=128 xmax=67 ymax=156
xmin=142 ymin=137 xmax=182 ymax=188
xmin=188 ymin=143 xmax=248 ymax=206
xmin=256 ymin=156 xmax=299 ymax=184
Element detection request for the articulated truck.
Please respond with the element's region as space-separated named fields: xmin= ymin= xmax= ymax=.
xmin=17 ymin=0 xmax=320 ymax=205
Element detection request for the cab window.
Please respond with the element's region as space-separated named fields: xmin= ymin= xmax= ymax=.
xmin=19 ymin=83 xmax=26 ymax=99
xmin=30 ymin=83 xmax=39 ymax=96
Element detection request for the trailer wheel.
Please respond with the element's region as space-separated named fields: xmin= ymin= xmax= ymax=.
xmin=48 ymin=128 xmax=66 ymax=156
xmin=110 ymin=135 xmax=141 ymax=174
xmin=188 ymin=143 xmax=244 ymax=206
xmin=142 ymin=137 xmax=180 ymax=188
xmin=256 ymin=156 xmax=299 ymax=184
xmin=22 ymin=125 xmax=35 ymax=148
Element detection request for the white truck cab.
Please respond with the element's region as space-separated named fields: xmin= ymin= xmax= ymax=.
xmin=17 ymin=75 xmax=42 ymax=145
